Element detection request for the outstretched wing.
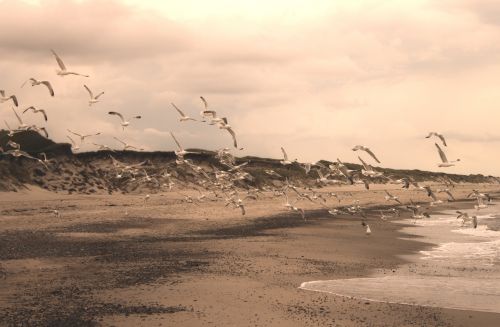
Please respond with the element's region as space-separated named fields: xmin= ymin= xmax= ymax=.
xmin=12 ymin=107 xmax=23 ymax=125
xmin=365 ymin=148 xmax=380 ymax=163
xmin=226 ymin=127 xmax=238 ymax=148
xmin=112 ymin=136 xmax=126 ymax=146
xmin=435 ymin=143 xmax=447 ymax=163
xmin=169 ymin=132 xmax=183 ymax=151
xmin=281 ymin=147 xmax=288 ymax=161
xmin=438 ymin=134 xmax=447 ymax=147
xmin=200 ymin=96 xmax=208 ymax=109
xmin=51 ymin=49 xmax=66 ymax=70
xmin=83 ymin=84 xmax=94 ymax=98
xmin=41 ymin=81 xmax=55 ymax=96
xmin=171 ymin=103 xmax=186 ymax=117
xmin=108 ymin=111 xmax=125 ymax=122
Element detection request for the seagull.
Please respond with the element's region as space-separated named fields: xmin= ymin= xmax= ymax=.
xmin=384 ymin=190 xmax=402 ymax=204
xmin=352 ymin=145 xmax=380 ymax=163
xmin=23 ymin=106 xmax=47 ymax=121
xmin=66 ymin=135 xmax=80 ymax=151
xmin=27 ymin=125 xmax=49 ymax=138
xmin=218 ymin=118 xmax=241 ymax=149
xmin=51 ymin=49 xmax=89 ymax=77
xmin=361 ymin=221 xmax=372 ymax=235
xmin=169 ymin=131 xmax=193 ymax=158
xmin=0 ymin=90 xmax=18 ymax=107
xmin=2 ymin=148 xmax=48 ymax=169
xmin=21 ymin=78 xmax=54 ymax=96
xmin=67 ymin=129 xmax=101 ymax=143
xmin=437 ymin=188 xmax=455 ymax=201
xmin=358 ymin=156 xmax=383 ymax=177
xmin=435 ymin=143 xmax=460 ymax=167
xmin=39 ymin=152 xmax=56 ymax=165
xmin=456 ymin=211 xmax=477 ymax=228
xmin=199 ymin=96 xmax=216 ymax=119
xmin=3 ymin=120 xmax=22 ymax=137
xmin=92 ymin=143 xmax=115 ymax=152
xmin=83 ymin=85 xmax=104 ymax=106
xmin=171 ymin=103 xmax=197 ymax=122
xmin=108 ymin=111 xmax=141 ymax=130
xmin=426 ymin=132 xmax=447 ymax=147
xmin=334 ymin=159 xmax=354 ymax=184
xmin=113 ymin=136 xmax=144 ymax=151
xmin=280 ymin=147 xmax=297 ymax=166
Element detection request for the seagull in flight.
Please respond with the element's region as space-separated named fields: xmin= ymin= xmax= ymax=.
xmin=83 ymin=85 xmax=104 ymax=106
xmin=67 ymin=129 xmax=101 ymax=143
xmin=280 ymin=147 xmax=296 ymax=166
xmin=92 ymin=143 xmax=115 ymax=152
xmin=108 ymin=111 xmax=141 ymax=130
xmin=23 ymin=106 xmax=48 ymax=121
xmin=21 ymin=78 xmax=55 ymax=97
xmin=352 ymin=145 xmax=380 ymax=163
xmin=66 ymin=135 xmax=80 ymax=151
xmin=218 ymin=118 xmax=241 ymax=149
xmin=435 ymin=143 xmax=460 ymax=167
xmin=426 ymin=132 xmax=447 ymax=147
xmin=171 ymin=103 xmax=197 ymax=122
xmin=113 ymin=137 xmax=144 ymax=151
xmin=51 ymin=49 xmax=89 ymax=77
xmin=0 ymin=90 xmax=18 ymax=107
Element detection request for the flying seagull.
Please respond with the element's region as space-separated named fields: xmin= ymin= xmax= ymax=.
xmin=108 ymin=111 xmax=141 ymax=130
xmin=113 ymin=136 xmax=143 ymax=151
xmin=67 ymin=129 xmax=101 ymax=143
xmin=83 ymin=85 xmax=104 ymax=106
xmin=51 ymin=49 xmax=89 ymax=77
xmin=435 ymin=143 xmax=460 ymax=167
xmin=66 ymin=135 xmax=80 ymax=151
xmin=171 ymin=103 xmax=197 ymax=122
xmin=23 ymin=106 xmax=48 ymax=121
xmin=21 ymin=78 xmax=55 ymax=96
xmin=352 ymin=145 xmax=380 ymax=163
xmin=0 ymin=90 xmax=18 ymax=107
xmin=218 ymin=118 xmax=241 ymax=149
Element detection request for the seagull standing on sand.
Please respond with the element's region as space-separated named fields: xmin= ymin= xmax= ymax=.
xmin=352 ymin=145 xmax=381 ymax=163
xmin=83 ymin=85 xmax=104 ymax=106
xmin=21 ymin=78 xmax=55 ymax=97
xmin=51 ymin=49 xmax=89 ymax=77
xmin=435 ymin=143 xmax=460 ymax=167
xmin=171 ymin=103 xmax=198 ymax=122
xmin=426 ymin=132 xmax=447 ymax=147
xmin=23 ymin=106 xmax=48 ymax=121
xmin=108 ymin=111 xmax=141 ymax=130
xmin=0 ymin=90 xmax=18 ymax=107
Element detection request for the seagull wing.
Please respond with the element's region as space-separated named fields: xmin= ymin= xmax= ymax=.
xmin=226 ymin=127 xmax=238 ymax=148
xmin=358 ymin=156 xmax=369 ymax=170
xmin=67 ymin=129 xmax=82 ymax=138
xmin=281 ymin=147 xmax=288 ymax=161
xmin=66 ymin=135 xmax=76 ymax=145
xmin=12 ymin=107 xmax=23 ymax=125
xmin=83 ymin=85 xmax=93 ymax=98
xmin=10 ymin=95 xmax=18 ymax=107
xmin=108 ymin=111 xmax=125 ymax=122
xmin=40 ymin=109 xmax=48 ymax=121
xmin=435 ymin=143 xmax=447 ymax=163
xmin=113 ymin=136 xmax=126 ymax=146
xmin=438 ymin=134 xmax=447 ymax=147
xmin=171 ymin=103 xmax=186 ymax=117
xmin=365 ymin=148 xmax=381 ymax=163
xmin=51 ymin=49 xmax=66 ymax=70
xmin=94 ymin=92 xmax=105 ymax=99
xmin=169 ymin=132 xmax=183 ymax=151
xmin=41 ymin=81 xmax=55 ymax=96
xmin=200 ymin=96 xmax=208 ymax=109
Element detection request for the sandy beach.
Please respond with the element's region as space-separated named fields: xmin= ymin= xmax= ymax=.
xmin=0 ymin=183 xmax=498 ymax=326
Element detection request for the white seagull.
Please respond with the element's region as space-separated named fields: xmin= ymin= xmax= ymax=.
xmin=108 ymin=111 xmax=141 ymax=130
xmin=0 ymin=90 xmax=18 ymax=107
xmin=352 ymin=145 xmax=381 ymax=163
xmin=66 ymin=135 xmax=80 ymax=151
xmin=23 ymin=106 xmax=48 ymax=121
xmin=218 ymin=118 xmax=241 ymax=149
xmin=51 ymin=49 xmax=89 ymax=77
xmin=21 ymin=78 xmax=54 ymax=97
xmin=171 ymin=103 xmax=197 ymax=122
xmin=426 ymin=132 xmax=447 ymax=147
xmin=113 ymin=136 xmax=144 ymax=151
xmin=67 ymin=129 xmax=101 ymax=143
xmin=280 ymin=147 xmax=296 ymax=166
xmin=83 ymin=85 xmax=104 ymax=106
xmin=435 ymin=143 xmax=460 ymax=167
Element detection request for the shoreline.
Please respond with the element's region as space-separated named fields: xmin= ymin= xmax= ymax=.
xmin=1 ymin=186 xmax=499 ymax=326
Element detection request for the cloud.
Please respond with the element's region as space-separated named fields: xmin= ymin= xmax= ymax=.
xmin=1 ymin=0 xmax=500 ymax=176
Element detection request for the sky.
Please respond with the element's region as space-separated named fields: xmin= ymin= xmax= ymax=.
xmin=1 ymin=0 xmax=500 ymax=176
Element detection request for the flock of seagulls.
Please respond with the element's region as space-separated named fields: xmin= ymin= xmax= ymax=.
xmin=0 ymin=49 xmax=494 ymax=237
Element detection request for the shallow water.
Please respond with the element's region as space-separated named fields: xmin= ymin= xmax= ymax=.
xmin=300 ymin=204 xmax=500 ymax=313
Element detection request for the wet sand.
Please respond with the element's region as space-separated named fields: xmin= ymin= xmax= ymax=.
xmin=1 ymin=184 xmax=500 ymax=326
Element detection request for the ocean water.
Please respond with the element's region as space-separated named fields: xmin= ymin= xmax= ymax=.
xmin=300 ymin=205 xmax=500 ymax=313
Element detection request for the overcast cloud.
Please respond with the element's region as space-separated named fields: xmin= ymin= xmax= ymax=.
xmin=1 ymin=0 xmax=500 ymax=176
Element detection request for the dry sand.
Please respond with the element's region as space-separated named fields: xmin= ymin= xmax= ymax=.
xmin=1 ymin=183 xmax=500 ymax=326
